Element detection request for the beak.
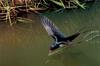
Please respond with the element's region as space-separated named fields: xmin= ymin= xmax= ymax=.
xmin=48 ymin=49 xmax=61 ymax=56
xmin=48 ymin=50 xmax=53 ymax=56
xmin=49 ymin=49 xmax=53 ymax=53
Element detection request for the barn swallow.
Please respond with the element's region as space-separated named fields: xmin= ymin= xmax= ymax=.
xmin=40 ymin=15 xmax=80 ymax=52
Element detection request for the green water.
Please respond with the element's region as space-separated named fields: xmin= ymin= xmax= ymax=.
xmin=0 ymin=1 xmax=100 ymax=66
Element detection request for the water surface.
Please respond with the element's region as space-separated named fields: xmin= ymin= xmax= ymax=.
xmin=0 ymin=1 xmax=100 ymax=66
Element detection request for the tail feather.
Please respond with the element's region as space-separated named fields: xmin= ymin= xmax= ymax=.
xmin=66 ymin=32 xmax=80 ymax=42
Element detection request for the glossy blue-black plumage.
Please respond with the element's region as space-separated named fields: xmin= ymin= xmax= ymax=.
xmin=40 ymin=15 xmax=80 ymax=51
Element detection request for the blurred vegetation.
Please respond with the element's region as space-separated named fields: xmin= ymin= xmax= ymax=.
xmin=0 ymin=0 xmax=93 ymax=26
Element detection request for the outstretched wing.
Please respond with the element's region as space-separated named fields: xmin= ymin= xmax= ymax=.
xmin=40 ymin=15 xmax=65 ymax=40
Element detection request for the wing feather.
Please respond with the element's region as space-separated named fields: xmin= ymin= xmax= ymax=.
xmin=40 ymin=15 xmax=65 ymax=38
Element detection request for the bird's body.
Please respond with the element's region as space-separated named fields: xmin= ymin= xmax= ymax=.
xmin=40 ymin=15 xmax=80 ymax=51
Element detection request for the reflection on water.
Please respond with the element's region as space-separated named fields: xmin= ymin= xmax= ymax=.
xmin=0 ymin=1 xmax=100 ymax=66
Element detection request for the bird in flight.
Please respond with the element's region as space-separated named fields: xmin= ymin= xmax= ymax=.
xmin=40 ymin=15 xmax=81 ymax=52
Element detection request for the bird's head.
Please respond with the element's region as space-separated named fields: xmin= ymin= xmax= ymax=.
xmin=49 ymin=43 xmax=59 ymax=51
xmin=49 ymin=42 xmax=65 ymax=52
